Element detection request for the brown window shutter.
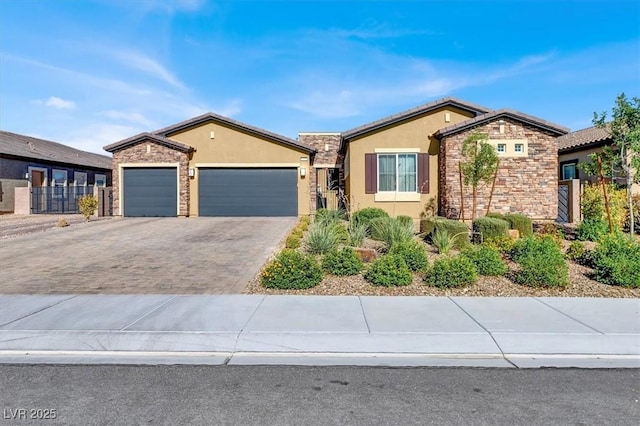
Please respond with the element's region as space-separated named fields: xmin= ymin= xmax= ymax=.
xmin=365 ymin=153 xmax=377 ymax=194
xmin=418 ymin=153 xmax=429 ymax=194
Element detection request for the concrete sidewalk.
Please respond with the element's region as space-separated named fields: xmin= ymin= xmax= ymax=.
xmin=0 ymin=295 xmax=638 ymax=368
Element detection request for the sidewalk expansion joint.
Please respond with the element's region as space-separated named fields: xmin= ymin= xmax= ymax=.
xmin=119 ymin=296 xmax=177 ymax=331
xmin=0 ymin=295 xmax=77 ymax=328
xmin=533 ymin=298 xmax=605 ymax=335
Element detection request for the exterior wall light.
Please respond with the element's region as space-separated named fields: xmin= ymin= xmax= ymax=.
xmin=188 ymin=167 xmax=195 ymax=177
xmin=300 ymin=167 xmax=306 ymax=177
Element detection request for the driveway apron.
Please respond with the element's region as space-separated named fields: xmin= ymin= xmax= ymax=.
xmin=0 ymin=217 xmax=297 ymax=294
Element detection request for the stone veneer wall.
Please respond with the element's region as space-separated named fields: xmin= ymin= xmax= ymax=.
xmin=111 ymin=140 xmax=190 ymax=216
xmin=439 ymin=118 xmax=558 ymax=220
xmin=298 ymin=133 xmax=344 ymax=214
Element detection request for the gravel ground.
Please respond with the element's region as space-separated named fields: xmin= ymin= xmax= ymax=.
xmin=244 ymin=239 xmax=640 ymax=298
xmin=0 ymin=213 xmax=112 ymax=239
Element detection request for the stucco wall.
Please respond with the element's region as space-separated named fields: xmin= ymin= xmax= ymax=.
xmin=111 ymin=141 xmax=190 ymax=216
xmin=167 ymin=122 xmax=311 ymax=216
xmin=440 ymin=118 xmax=559 ymax=220
xmin=345 ymin=106 xmax=475 ymax=219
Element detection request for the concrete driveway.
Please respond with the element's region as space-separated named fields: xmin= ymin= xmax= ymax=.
xmin=0 ymin=217 xmax=297 ymax=294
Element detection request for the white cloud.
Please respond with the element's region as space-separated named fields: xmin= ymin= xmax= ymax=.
xmin=34 ymin=96 xmax=76 ymax=110
xmin=111 ymin=50 xmax=185 ymax=89
xmin=101 ymin=110 xmax=156 ymax=127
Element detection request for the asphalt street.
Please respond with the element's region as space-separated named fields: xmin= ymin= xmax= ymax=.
xmin=1 ymin=365 xmax=638 ymax=425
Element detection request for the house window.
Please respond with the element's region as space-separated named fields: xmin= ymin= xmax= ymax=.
xmin=562 ymin=163 xmax=577 ymax=180
xmin=514 ymin=143 xmax=524 ymax=153
xmin=95 ymin=174 xmax=106 ymax=187
xmin=74 ymin=172 xmax=87 ymax=186
xmin=497 ymin=144 xmax=506 ymax=154
xmin=378 ymin=153 xmax=417 ymax=192
xmin=52 ymin=169 xmax=67 ymax=187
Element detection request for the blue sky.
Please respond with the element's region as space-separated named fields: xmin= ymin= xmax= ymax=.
xmin=1 ymin=0 xmax=638 ymax=155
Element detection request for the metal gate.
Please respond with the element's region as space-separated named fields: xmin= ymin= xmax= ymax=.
xmin=31 ymin=186 xmax=95 ymax=214
xmin=557 ymin=184 xmax=569 ymax=223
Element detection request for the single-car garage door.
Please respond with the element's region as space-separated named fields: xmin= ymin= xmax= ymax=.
xmin=123 ymin=167 xmax=177 ymax=217
xmin=199 ymin=168 xmax=297 ymax=216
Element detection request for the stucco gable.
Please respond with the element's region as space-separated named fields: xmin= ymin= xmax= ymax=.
xmin=341 ymin=97 xmax=490 ymax=143
xmin=153 ymin=112 xmax=316 ymax=154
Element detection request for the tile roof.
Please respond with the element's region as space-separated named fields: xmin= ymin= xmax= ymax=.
xmin=103 ymin=132 xmax=194 ymax=153
xmin=153 ymin=112 xmax=317 ymax=154
xmin=557 ymin=124 xmax=611 ymax=152
xmin=341 ymin=97 xmax=491 ymax=140
xmin=0 ymin=130 xmax=112 ymax=169
xmin=434 ymin=109 xmax=570 ymax=138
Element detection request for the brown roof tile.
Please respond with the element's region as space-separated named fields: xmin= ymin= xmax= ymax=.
xmin=153 ymin=112 xmax=316 ymax=154
xmin=103 ymin=132 xmax=194 ymax=153
xmin=0 ymin=130 xmax=112 ymax=169
xmin=434 ymin=109 xmax=569 ymax=138
xmin=557 ymin=124 xmax=611 ymax=152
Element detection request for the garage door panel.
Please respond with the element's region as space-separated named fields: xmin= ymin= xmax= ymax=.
xmin=123 ymin=168 xmax=177 ymax=217
xmin=199 ymin=168 xmax=297 ymax=216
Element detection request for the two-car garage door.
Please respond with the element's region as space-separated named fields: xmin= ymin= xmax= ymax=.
xmin=199 ymin=168 xmax=297 ymax=216
xmin=121 ymin=167 xmax=297 ymax=217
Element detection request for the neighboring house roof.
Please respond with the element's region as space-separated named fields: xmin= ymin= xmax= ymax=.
xmin=341 ymin=97 xmax=491 ymax=141
xmin=434 ymin=109 xmax=570 ymax=138
xmin=557 ymin=124 xmax=611 ymax=153
xmin=103 ymin=132 xmax=194 ymax=153
xmin=153 ymin=112 xmax=317 ymax=154
xmin=0 ymin=130 xmax=112 ymax=169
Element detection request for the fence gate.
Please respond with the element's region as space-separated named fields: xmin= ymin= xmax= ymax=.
xmin=96 ymin=187 xmax=113 ymax=216
xmin=557 ymin=184 xmax=569 ymax=223
xmin=31 ymin=186 xmax=95 ymax=214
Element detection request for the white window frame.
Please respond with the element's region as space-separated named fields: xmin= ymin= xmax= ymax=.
xmin=74 ymin=172 xmax=88 ymax=186
xmin=51 ymin=169 xmax=68 ymax=199
xmin=514 ymin=143 xmax=524 ymax=153
xmin=497 ymin=144 xmax=507 ymax=154
xmin=95 ymin=173 xmax=107 ymax=187
xmin=376 ymin=153 xmax=418 ymax=193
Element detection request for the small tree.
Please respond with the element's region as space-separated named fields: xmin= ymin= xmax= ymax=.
xmin=78 ymin=195 xmax=99 ymax=221
xmin=583 ymin=93 xmax=640 ymax=235
xmin=460 ymin=132 xmax=499 ymax=219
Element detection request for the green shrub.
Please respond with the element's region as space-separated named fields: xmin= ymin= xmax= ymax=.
xmin=299 ymin=216 xmax=310 ymax=231
xmin=576 ymin=218 xmax=608 ymax=242
xmin=322 ymin=247 xmax=364 ymax=276
xmin=424 ymin=256 xmax=478 ymax=288
xmin=304 ymin=223 xmax=341 ymax=254
xmin=485 ymin=212 xmax=506 ymax=220
xmin=461 ymin=245 xmax=507 ymax=276
xmin=78 ymin=195 xmax=98 ymax=221
xmin=623 ymin=194 xmax=640 ymax=235
xmin=331 ymin=222 xmax=350 ymax=243
xmin=389 ymin=240 xmax=429 ymax=272
xmin=591 ymin=233 xmax=640 ymax=288
xmin=396 ymin=215 xmax=414 ymax=229
xmin=535 ymin=223 xmax=565 ymax=248
xmin=510 ymin=237 xmax=569 ymax=287
xmin=483 ymin=235 xmax=517 ymax=253
xmin=261 ymin=250 xmax=323 ymax=289
xmin=473 ymin=217 xmax=509 ymax=243
xmin=285 ymin=234 xmax=301 ymax=249
xmin=351 ymin=208 xmax=389 ymax=233
xmin=370 ymin=216 xmax=414 ymax=249
xmin=581 ymin=183 xmax=627 ymax=230
xmin=364 ymin=254 xmax=413 ymax=287
xmin=347 ymin=220 xmax=368 ymax=247
xmin=504 ymin=213 xmax=533 ymax=237
xmin=421 ymin=217 xmax=470 ymax=250
xmin=315 ymin=208 xmax=346 ymax=226
xmin=565 ymin=241 xmax=586 ymax=262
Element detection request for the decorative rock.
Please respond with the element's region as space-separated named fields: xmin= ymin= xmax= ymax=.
xmin=352 ymin=247 xmax=378 ymax=263
xmin=507 ymin=229 xmax=520 ymax=239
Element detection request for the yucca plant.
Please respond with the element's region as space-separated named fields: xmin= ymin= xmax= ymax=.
xmin=315 ymin=208 xmax=346 ymax=226
xmin=370 ymin=216 xmax=414 ymax=249
xmin=347 ymin=220 xmax=368 ymax=247
xmin=304 ymin=222 xmax=341 ymax=254
xmin=432 ymin=227 xmax=454 ymax=254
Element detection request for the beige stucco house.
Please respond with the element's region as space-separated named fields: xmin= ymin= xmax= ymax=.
xmin=558 ymin=124 xmax=639 ymax=195
xmin=104 ymin=97 xmax=568 ymax=221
